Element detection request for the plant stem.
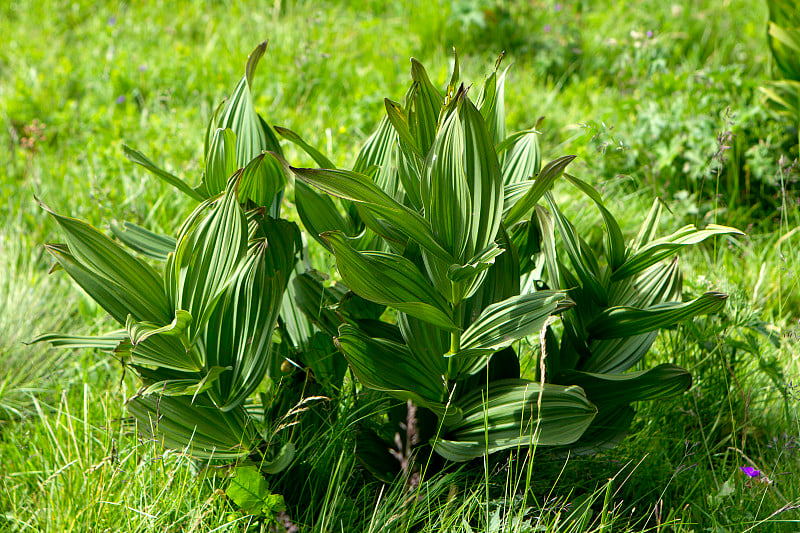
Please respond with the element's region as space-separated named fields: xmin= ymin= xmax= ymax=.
xmin=447 ymin=302 xmax=462 ymax=384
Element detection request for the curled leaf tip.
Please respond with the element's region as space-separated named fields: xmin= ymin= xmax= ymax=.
xmin=495 ymin=51 xmax=505 ymax=70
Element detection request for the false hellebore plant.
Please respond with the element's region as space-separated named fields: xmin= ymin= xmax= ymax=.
xmin=283 ymin=54 xmax=742 ymax=469
xmin=34 ymin=42 xmax=304 ymax=468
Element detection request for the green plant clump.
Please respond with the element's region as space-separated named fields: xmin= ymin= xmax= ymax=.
xmin=34 ymin=42 xmax=742 ymax=504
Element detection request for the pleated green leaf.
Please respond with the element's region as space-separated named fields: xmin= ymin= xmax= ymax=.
xmin=475 ymin=59 xmax=507 ymax=147
xmin=385 ymin=98 xmax=422 ymax=159
xmin=335 ymin=324 xmax=450 ymax=412
xmin=353 ymin=116 xmax=398 ymax=175
xmin=122 ymin=145 xmax=205 ymax=201
xmin=127 ymin=392 xmax=257 ymax=459
xmin=237 ymin=152 xmax=287 ymax=208
xmin=290 ymin=270 xmax=346 ymax=337
xmin=42 ymin=204 xmax=172 ymax=323
xmin=397 ymin=313 xmax=450 ymax=377
xmin=545 ymin=194 xmax=608 ymax=305
xmin=29 ymin=330 xmax=128 ymax=352
xmin=322 ymin=231 xmax=457 ymax=331
xmin=291 ymin=166 xmax=452 ymax=262
xmin=126 ymin=310 xmax=191 ymax=347
xmin=216 ymin=42 xmax=286 ymax=206
xmin=500 ymin=129 xmax=541 ymax=187
xmin=275 ymin=126 xmax=336 ymax=169
xmin=504 ymin=155 xmax=575 ymax=227
xmin=44 ymin=244 xmax=169 ymax=326
xmin=433 ymin=379 xmax=596 ymax=461
xmin=173 ymin=183 xmax=248 ymax=339
xmin=204 ymin=128 xmax=237 ymax=196
xmin=121 ymin=322 xmax=202 ymax=373
xmin=203 ymin=217 xmax=300 ymax=410
xmin=563 ymin=173 xmax=626 ymax=270
xmin=295 ymin=180 xmax=355 ymax=251
xmin=110 ymin=222 xmax=176 ymax=262
xmin=631 ymin=198 xmax=663 ymax=252
xmin=140 ymin=366 xmax=229 ymax=398
xmin=446 ymin=243 xmax=504 ymax=283
xmin=423 ymin=85 xmax=504 ymax=262
xmin=422 ymin=97 xmax=471 ymax=260
xmin=563 ymin=364 xmax=692 ymax=406
xmin=454 ymin=291 xmax=571 ymax=359
xmin=612 ymin=224 xmax=743 ymax=281
xmin=407 ymin=58 xmax=444 ymax=156
xmin=587 ymin=291 xmax=728 ymax=340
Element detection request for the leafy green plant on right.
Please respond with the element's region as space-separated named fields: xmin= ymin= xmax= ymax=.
xmin=762 ymin=0 xmax=800 ymax=141
xmin=281 ymin=55 xmax=742 ymax=471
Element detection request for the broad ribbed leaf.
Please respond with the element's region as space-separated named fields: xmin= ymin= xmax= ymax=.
xmin=397 ymin=313 xmax=449 ymax=377
xmin=237 ymin=152 xmax=287 ymax=208
xmin=447 ymin=243 xmax=504 ymax=283
xmin=275 ymin=126 xmax=335 ymax=169
xmin=140 ymin=366 xmax=229 ymax=397
xmin=580 ymin=333 xmax=658 ymax=375
xmin=563 ymin=173 xmax=626 ymax=270
xmin=460 ymin=225 xmax=521 ymax=338
xmin=126 ymin=310 xmax=192 ymax=346
xmin=290 ymin=270 xmax=345 ymax=337
xmin=122 ymin=145 xmax=205 ymax=201
xmin=204 ymin=217 xmax=299 ymax=410
xmin=204 ymin=128 xmax=237 ymax=196
xmin=173 ymin=183 xmax=247 ymax=339
xmin=504 ymin=156 xmax=575 ymax=227
xmin=533 ymin=204 xmax=560 ymax=288
xmin=291 ymin=166 xmax=452 ymax=262
xmin=455 ymin=291 xmax=571 ymax=359
xmin=545 ymin=194 xmax=607 ymax=305
xmin=45 ymin=244 xmax=168 ymax=326
xmin=421 ymin=99 xmax=471 ymax=260
xmin=128 ymin=392 xmax=257 ymax=459
xmin=500 ymin=129 xmax=541 ymax=187
xmin=587 ymin=291 xmax=728 ymax=340
xmin=612 ymin=224 xmax=743 ymax=281
xmin=563 ymin=364 xmax=692 ymax=406
xmin=42 ymin=204 xmax=171 ymax=323
xmin=216 ymin=42 xmax=286 ymax=206
xmin=407 ymin=58 xmax=444 ymax=156
xmin=111 ymin=222 xmax=176 ymax=262
xmin=123 ymin=311 xmax=199 ymax=372
xmin=295 ymin=180 xmax=354 ymax=251
xmin=353 ymin=116 xmax=397 ymax=175
xmin=322 ymin=231 xmax=457 ymax=331
xmin=335 ymin=324 xmax=450 ymax=412
xmin=631 ymin=199 xmax=663 ymax=252
xmin=385 ymin=98 xmax=422 ymax=159
xmin=475 ymin=60 xmax=507 ymax=147
xmin=433 ymin=379 xmax=596 ymax=461
xmin=29 ymin=330 xmax=127 ymax=351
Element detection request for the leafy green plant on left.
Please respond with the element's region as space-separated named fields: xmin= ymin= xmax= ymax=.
xmin=33 ymin=42 xmax=302 ymax=468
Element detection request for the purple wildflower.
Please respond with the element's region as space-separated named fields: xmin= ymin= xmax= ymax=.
xmin=108 ymin=16 xmax=116 ymax=26
xmin=554 ymin=3 xmax=562 ymax=12
xmin=115 ymin=95 xmax=126 ymax=104
xmin=646 ymin=30 xmax=653 ymax=38
xmin=544 ymin=24 xmax=552 ymax=33
xmin=740 ymin=466 xmax=761 ymax=477
xmin=138 ymin=64 xmax=147 ymax=72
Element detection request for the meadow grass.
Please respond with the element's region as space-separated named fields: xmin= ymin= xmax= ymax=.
xmin=1 ymin=0 xmax=798 ymax=531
